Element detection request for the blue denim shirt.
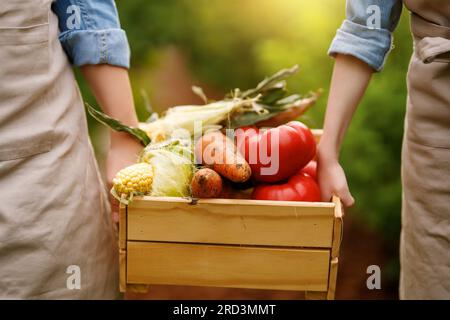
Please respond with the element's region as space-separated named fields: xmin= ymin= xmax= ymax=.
xmin=329 ymin=0 xmax=403 ymax=71
xmin=51 ymin=0 xmax=130 ymax=68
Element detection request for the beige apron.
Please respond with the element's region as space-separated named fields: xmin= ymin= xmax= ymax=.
xmin=401 ymin=0 xmax=450 ymax=299
xmin=0 ymin=0 xmax=119 ymax=299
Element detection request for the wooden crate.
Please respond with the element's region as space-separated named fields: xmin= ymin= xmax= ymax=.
xmin=119 ymin=130 xmax=344 ymax=300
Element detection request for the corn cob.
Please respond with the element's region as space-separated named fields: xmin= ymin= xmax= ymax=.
xmin=112 ymin=163 xmax=153 ymax=197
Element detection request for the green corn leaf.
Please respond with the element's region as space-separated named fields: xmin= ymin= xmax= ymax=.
xmin=227 ymin=91 xmax=320 ymax=128
xmin=226 ymin=104 xmax=279 ymax=128
xmin=275 ymin=94 xmax=302 ymax=105
xmin=259 ymin=87 xmax=288 ymax=105
xmin=240 ymin=65 xmax=299 ymax=98
xmin=86 ymin=103 xmax=151 ymax=146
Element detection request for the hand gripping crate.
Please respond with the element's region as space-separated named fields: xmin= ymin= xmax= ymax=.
xmin=118 ymin=130 xmax=343 ymax=300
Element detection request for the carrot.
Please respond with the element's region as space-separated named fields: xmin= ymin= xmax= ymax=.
xmin=195 ymin=131 xmax=251 ymax=183
xmin=191 ymin=168 xmax=223 ymax=198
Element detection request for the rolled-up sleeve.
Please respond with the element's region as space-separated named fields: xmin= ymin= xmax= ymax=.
xmin=52 ymin=0 xmax=130 ymax=68
xmin=328 ymin=0 xmax=402 ymax=71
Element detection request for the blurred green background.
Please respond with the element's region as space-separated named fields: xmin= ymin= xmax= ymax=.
xmin=79 ymin=0 xmax=413 ymax=299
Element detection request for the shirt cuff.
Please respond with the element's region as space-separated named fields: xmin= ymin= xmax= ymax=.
xmin=59 ymin=28 xmax=130 ymax=69
xmin=328 ymin=20 xmax=393 ymax=72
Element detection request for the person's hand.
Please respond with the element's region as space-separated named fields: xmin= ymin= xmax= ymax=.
xmin=106 ymin=133 xmax=143 ymax=223
xmin=317 ymin=144 xmax=354 ymax=208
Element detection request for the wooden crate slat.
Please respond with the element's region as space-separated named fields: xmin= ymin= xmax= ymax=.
xmin=119 ymin=249 xmax=127 ymax=293
xmin=126 ymin=284 xmax=150 ymax=293
xmin=327 ymin=257 xmax=339 ymax=300
xmin=120 ymin=129 xmax=342 ymax=298
xmin=119 ymin=203 xmax=127 ymax=250
xmin=127 ymin=241 xmax=330 ymax=292
xmin=127 ymin=198 xmax=335 ymax=248
xmin=305 ymin=291 xmax=328 ymax=300
xmin=331 ymin=196 xmax=343 ymax=258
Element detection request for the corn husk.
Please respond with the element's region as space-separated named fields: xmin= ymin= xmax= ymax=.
xmin=87 ymin=65 xmax=320 ymax=146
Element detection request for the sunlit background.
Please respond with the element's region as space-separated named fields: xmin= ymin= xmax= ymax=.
xmin=78 ymin=0 xmax=413 ymax=299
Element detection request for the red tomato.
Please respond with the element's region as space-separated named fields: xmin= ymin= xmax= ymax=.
xmin=300 ymin=160 xmax=317 ymax=180
xmin=235 ymin=126 xmax=259 ymax=155
xmin=237 ymin=121 xmax=316 ymax=183
xmin=252 ymin=172 xmax=321 ymax=202
xmin=286 ymin=121 xmax=317 ymax=163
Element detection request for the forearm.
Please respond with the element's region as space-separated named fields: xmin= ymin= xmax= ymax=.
xmin=81 ymin=65 xmax=139 ymax=147
xmin=319 ymin=54 xmax=373 ymax=160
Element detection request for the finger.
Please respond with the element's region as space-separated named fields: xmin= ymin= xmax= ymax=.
xmin=340 ymin=189 xmax=355 ymax=208
xmin=320 ymin=188 xmax=333 ymax=203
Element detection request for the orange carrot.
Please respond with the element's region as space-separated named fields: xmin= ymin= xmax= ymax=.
xmin=195 ymin=131 xmax=251 ymax=183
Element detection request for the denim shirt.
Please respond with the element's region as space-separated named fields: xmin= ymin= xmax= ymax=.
xmin=51 ymin=0 xmax=130 ymax=68
xmin=329 ymin=0 xmax=403 ymax=71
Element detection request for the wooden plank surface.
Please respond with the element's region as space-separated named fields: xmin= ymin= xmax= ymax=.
xmin=119 ymin=203 xmax=127 ymax=250
xmin=327 ymin=257 xmax=339 ymax=300
xmin=127 ymin=198 xmax=335 ymax=248
xmin=119 ymin=249 xmax=126 ymax=293
xmin=331 ymin=196 xmax=343 ymax=258
xmin=127 ymin=241 xmax=330 ymax=292
xmin=305 ymin=291 xmax=327 ymax=300
xmin=126 ymin=284 xmax=150 ymax=293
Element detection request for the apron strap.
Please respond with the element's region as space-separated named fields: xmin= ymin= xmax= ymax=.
xmin=411 ymin=13 xmax=450 ymax=64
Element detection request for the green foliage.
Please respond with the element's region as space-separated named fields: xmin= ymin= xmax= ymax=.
xmin=82 ymin=1 xmax=413 ymax=244
xmin=86 ymin=103 xmax=151 ymax=146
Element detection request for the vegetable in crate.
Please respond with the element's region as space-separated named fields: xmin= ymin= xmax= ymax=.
xmin=86 ymin=104 xmax=150 ymax=146
xmin=140 ymin=99 xmax=257 ymax=142
xmin=236 ymin=121 xmax=316 ymax=183
xmin=112 ymin=163 xmax=153 ymax=198
xmin=191 ymin=168 xmax=223 ymax=198
xmin=139 ymin=140 xmax=194 ymax=197
xmin=195 ymin=131 xmax=251 ymax=183
xmin=86 ymin=66 xmax=320 ymax=146
xmin=110 ymin=140 xmax=194 ymax=202
xmin=138 ymin=65 xmax=320 ymax=141
xmin=287 ymin=121 xmax=317 ymax=163
xmin=86 ymin=66 xmax=320 ymax=201
xmin=300 ymin=160 xmax=317 ymax=180
xmin=252 ymin=172 xmax=321 ymax=202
